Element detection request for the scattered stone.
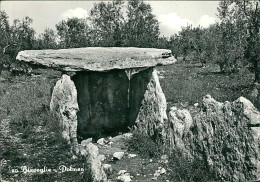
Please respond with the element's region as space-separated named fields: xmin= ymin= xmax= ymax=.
xmin=97 ymin=138 xmax=106 ymax=145
xmin=118 ymin=170 xmax=127 ymax=175
xmin=123 ymin=133 xmax=133 ymax=139
xmin=151 ymin=177 xmax=157 ymax=180
xmin=194 ymin=103 xmax=199 ymax=107
xmin=113 ymin=152 xmax=125 ymax=160
xmin=154 ymin=170 xmax=160 ymax=177
xmin=128 ymin=154 xmax=137 ymax=158
xmin=149 ymin=159 xmax=153 ymax=162
xmin=160 ymin=168 xmax=166 ymax=174
xmin=117 ymin=173 xmax=131 ymax=182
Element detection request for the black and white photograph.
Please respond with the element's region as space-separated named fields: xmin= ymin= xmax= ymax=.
xmin=0 ymin=0 xmax=260 ymax=181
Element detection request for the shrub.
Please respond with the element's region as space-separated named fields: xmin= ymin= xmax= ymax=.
xmin=126 ymin=129 xmax=163 ymax=158
xmin=167 ymin=149 xmax=219 ymax=182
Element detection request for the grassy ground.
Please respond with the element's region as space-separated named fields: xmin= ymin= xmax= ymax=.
xmin=0 ymin=70 xmax=89 ymax=182
xmin=157 ymin=61 xmax=256 ymax=110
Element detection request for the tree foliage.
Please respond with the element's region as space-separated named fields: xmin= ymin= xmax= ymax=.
xmin=124 ymin=0 xmax=160 ymax=47
xmin=56 ymin=18 xmax=90 ymax=48
xmin=89 ymin=0 xmax=125 ymax=46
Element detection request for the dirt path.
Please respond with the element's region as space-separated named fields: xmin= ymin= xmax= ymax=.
xmin=96 ymin=134 xmax=170 ymax=182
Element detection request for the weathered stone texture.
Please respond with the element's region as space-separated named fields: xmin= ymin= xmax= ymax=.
xmin=16 ymin=47 xmax=176 ymax=72
xmin=168 ymin=107 xmax=193 ymax=155
xmin=168 ymin=95 xmax=260 ymax=181
xmin=135 ymin=70 xmax=168 ymax=139
xmin=79 ymin=142 xmax=107 ymax=182
xmin=50 ymin=74 xmax=78 ymax=148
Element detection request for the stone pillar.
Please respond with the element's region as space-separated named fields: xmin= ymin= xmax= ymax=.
xmin=50 ymin=74 xmax=79 ymax=149
xmin=135 ymin=69 xmax=168 ymax=139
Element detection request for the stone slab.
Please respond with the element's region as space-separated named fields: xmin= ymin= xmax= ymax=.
xmin=16 ymin=47 xmax=176 ymax=71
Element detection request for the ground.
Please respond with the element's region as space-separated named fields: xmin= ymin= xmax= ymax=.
xmin=0 ymin=60 xmax=257 ymax=181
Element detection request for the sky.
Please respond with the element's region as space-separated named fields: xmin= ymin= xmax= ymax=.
xmin=0 ymin=1 xmax=220 ymax=37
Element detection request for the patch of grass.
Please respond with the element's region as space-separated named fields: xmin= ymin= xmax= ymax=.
xmin=158 ymin=61 xmax=256 ymax=108
xmin=167 ymin=149 xmax=219 ymax=182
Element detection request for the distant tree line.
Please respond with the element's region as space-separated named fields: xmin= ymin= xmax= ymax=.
xmin=166 ymin=0 xmax=260 ymax=83
xmin=0 ymin=0 xmax=260 ymax=83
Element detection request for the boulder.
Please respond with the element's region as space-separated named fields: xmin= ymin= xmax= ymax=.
xmin=168 ymin=95 xmax=260 ymax=181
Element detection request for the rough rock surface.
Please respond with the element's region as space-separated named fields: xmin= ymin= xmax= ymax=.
xmin=79 ymin=142 xmax=107 ymax=182
xmin=50 ymin=74 xmax=78 ymax=148
xmin=168 ymin=107 xmax=193 ymax=154
xmin=168 ymin=95 xmax=260 ymax=181
xmin=16 ymin=47 xmax=176 ymax=72
xmin=135 ymin=69 xmax=167 ymax=139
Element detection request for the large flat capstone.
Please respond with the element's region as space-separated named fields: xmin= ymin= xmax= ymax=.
xmin=16 ymin=47 xmax=176 ymax=71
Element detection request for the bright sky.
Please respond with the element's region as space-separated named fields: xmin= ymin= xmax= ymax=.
xmin=0 ymin=1 xmax=220 ymax=37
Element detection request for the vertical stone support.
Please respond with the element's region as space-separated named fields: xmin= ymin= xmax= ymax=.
xmin=135 ymin=69 xmax=168 ymax=139
xmin=50 ymin=74 xmax=79 ymax=149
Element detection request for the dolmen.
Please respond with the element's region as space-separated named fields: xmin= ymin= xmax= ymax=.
xmin=16 ymin=47 xmax=176 ymax=144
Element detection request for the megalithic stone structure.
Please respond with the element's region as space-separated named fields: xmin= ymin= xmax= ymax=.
xmin=16 ymin=47 xmax=176 ymax=142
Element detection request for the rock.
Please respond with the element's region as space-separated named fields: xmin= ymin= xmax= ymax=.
xmin=128 ymin=154 xmax=137 ymax=158
xmin=103 ymin=164 xmax=112 ymax=175
xmin=117 ymin=173 xmax=132 ymax=182
xmin=168 ymin=95 xmax=260 ymax=181
xmin=83 ymin=143 xmax=107 ymax=182
xmin=113 ymin=152 xmax=125 ymax=160
xmin=135 ymin=69 xmax=168 ymax=139
xmin=50 ymin=74 xmax=79 ymax=149
xmin=99 ymin=154 xmax=106 ymax=162
xmin=154 ymin=170 xmax=160 ymax=177
xmin=194 ymin=103 xmax=199 ymax=107
xmin=118 ymin=170 xmax=127 ymax=175
xmin=17 ymin=47 xmax=176 ymax=72
xmin=168 ymin=107 xmax=193 ymax=152
xmin=160 ymin=168 xmax=166 ymax=174
xmin=97 ymin=138 xmax=106 ymax=145
xmin=123 ymin=133 xmax=133 ymax=139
